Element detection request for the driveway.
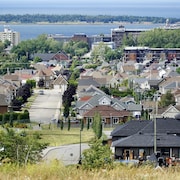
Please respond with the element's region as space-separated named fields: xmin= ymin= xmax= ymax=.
xmin=42 ymin=143 xmax=89 ymax=165
xmin=29 ymin=89 xmax=62 ymax=124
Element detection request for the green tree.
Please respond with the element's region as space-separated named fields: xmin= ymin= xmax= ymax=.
xmin=176 ymin=67 xmax=180 ymax=74
xmin=0 ymin=128 xmax=48 ymax=165
xmin=92 ymin=112 xmax=102 ymax=139
xmin=159 ymin=90 xmax=175 ymax=108
xmin=82 ymin=139 xmax=113 ymax=170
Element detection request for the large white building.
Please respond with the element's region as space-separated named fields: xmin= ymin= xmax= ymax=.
xmin=0 ymin=26 xmax=20 ymax=46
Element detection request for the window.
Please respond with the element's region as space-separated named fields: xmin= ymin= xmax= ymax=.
xmin=113 ymin=117 xmax=119 ymax=124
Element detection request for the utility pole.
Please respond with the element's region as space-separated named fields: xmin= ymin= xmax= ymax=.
xmin=79 ymin=128 xmax=82 ymax=164
xmin=154 ymin=94 xmax=158 ymax=154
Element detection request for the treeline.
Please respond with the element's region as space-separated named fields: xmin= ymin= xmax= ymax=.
xmin=123 ymin=29 xmax=180 ymax=48
xmin=0 ymin=14 xmax=179 ymax=24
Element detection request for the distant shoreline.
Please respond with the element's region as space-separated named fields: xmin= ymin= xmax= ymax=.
xmin=0 ymin=21 xmax=159 ymax=26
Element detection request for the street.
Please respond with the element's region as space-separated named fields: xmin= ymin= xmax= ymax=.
xmin=42 ymin=143 xmax=89 ymax=165
xmin=29 ymin=89 xmax=62 ymax=124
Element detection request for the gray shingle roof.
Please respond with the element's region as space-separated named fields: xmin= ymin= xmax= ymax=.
xmin=111 ymin=120 xmax=151 ymax=137
xmin=111 ymin=118 xmax=180 ymax=138
xmin=112 ymin=133 xmax=180 ymax=148
xmin=141 ymin=118 xmax=180 ymax=134
xmin=77 ymin=94 xmax=126 ymax=110
xmin=78 ymin=78 xmax=100 ymax=87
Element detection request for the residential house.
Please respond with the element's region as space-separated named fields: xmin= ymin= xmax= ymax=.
xmin=33 ymin=51 xmax=70 ymax=68
xmin=33 ymin=67 xmax=55 ymax=88
xmin=174 ymin=89 xmax=180 ymax=105
xmin=158 ymin=105 xmax=180 ymax=118
xmin=82 ymin=105 xmax=130 ymax=126
xmin=111 ymin=118 xmax=180 ymax=160
xmin=77 ymin=76 xmax=101 ymax=94
xmin=77 ymin=84 xmax=106 ymax=99
xmin=127 ymin=103 xmax=142 ymax=119
xmin=132 ymin=78 xmax=150 ymax=90
xmin=76 ymin=94 xmax=127 ymax=117
xmin=3 ymin=74 xmax=21 ymax=87
xmin=0 ymin=94 xmax=8 ymax=114
xmin=119 ymin=64 xmax=136 ymax=75
xmin=159 ymin=76 xmax=180 ymax=94
xmin=0 ymin=77 xmax=19 ymax=100
xmin=52 ymin=74 xmax=68 ymax=94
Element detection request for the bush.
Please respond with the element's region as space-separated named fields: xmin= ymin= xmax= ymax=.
xmin=82 ymin=139 xmax=113 ymax=170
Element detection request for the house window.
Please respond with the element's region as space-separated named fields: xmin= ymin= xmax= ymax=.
xmin=113 ymin=117 xmax=119 ymax=124
xmin=87 ymin=118 xmax=93 ymax=124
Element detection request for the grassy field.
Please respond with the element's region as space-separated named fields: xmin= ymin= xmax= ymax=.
xmin=26 ymin=125 xmax=95 ymax=146
xmin=0 ymin=161 xmax=180 ymax=180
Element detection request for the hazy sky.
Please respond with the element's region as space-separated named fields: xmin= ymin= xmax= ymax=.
xmin=1 ymin=0 xmax=179 ymax=17
xmin=2 ymin=0 xmax=180 ymax=5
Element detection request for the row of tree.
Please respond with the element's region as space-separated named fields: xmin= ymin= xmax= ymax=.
xmin=122 ymin=29 xmax=180 ymax=48
xmin=0 ymin=14 xmax=179 ymax=24
xmin=0 ymin=110 xmax=30 ymax=126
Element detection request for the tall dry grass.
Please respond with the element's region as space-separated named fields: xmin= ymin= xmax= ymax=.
xmin=0 ymin=161 xmax=180 ymax=180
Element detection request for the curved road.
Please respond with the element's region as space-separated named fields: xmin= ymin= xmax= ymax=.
xmin=42 ymin=143 xmax=89 ymax=165
xmin=29 ymin=89 xmax=62 ymax=124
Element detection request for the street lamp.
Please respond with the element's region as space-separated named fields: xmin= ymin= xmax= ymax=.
xmin=153 ymin=93 xmax=158 ymax=154
xmin=79 ymin=128 xmax=82 ymax=164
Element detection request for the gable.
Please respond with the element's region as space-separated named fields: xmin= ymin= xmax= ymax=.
xmin=98 ymin=96 xmax=111 ymax=105
xmin=79 ymin=102 xmax=93 ymax=110
xmin=161 ymin=105 xmax=180 ymax=117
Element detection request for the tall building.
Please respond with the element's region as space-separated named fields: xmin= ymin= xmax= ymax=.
xmin=111 ymin=25 xmax=149 ymax=49
xmin=0 ymin=26 xmax=20 ymax=46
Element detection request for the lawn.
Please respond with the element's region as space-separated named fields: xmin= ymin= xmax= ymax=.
xmin=26 ymin=125 xmax=95 ymax=146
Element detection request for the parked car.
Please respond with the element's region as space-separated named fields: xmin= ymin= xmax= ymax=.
xmin=39 ymin=90 xmax=44 ymax=95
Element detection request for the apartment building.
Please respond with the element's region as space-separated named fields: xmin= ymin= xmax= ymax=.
xmin=0 ymin=26 xmax=20 ymax=46
xmin=111 ymin=25 xmax=149 ymax=48
xmin=124 ymin=47 xmax=180 ymax=63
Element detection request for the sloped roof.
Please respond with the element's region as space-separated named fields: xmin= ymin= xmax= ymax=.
xmin=141 ymin=118 xmax=180 ymax=134
xmin=78 ymin=78 xmax=100 ymax=87
xmin=83 ymin=105 xmax=130 ymax=118
xmin=112 ymin=133 xmax=180 ymax=148
xmin=111 ymin=120 xmax=151 ymax=137
xmin=77 ymin=94 xmax=126 ymax=110
xmin=53 ymin=74 xmax=68 ymax=85
xmin=111 ymin=118 xmax=180 ymax=138
xmin=79 ymin=96 xmax=92 ymax=101
xmin=0 ymin=94 xmax=8 ymax=106
xmin=127 ymin=103 xmax=142 ymax=111
xmin=3 ymin=74 xmax=19 ymax=81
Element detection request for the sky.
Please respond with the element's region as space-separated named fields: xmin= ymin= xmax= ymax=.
xmin=1 ymin=0 xmax=180 ymax=5
xmin=1 ymin=0 xmax=180 ymax=18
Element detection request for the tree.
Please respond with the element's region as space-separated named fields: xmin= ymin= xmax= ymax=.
xmin=38 ymin=78 xmax=45 ymax=88
xmin=0 ymin=128 xmax=48 ymax=165
xmin=159 ymin=90 xmax=175 ymax=108
xmin=67 ymin=118 xmax=71 ymax=131
xmin=92 ymin=112 xmax=102 ymax=139
xmin=82 ymin=139 xmax=113 ymax=170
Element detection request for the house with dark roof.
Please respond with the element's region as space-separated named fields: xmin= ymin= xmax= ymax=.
xmin=77 ymin=76 xmax=101 ymax=94
xmin=33 ymin=51 xmax=70 ymax=67
xmin=111 ymin=118 xmax=180 ymax=161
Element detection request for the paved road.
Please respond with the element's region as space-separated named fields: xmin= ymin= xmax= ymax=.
xmin=29 ymin=89 xmax=62 ymax=124
xmin=42 ymin=143 xmax=89 ymax=165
